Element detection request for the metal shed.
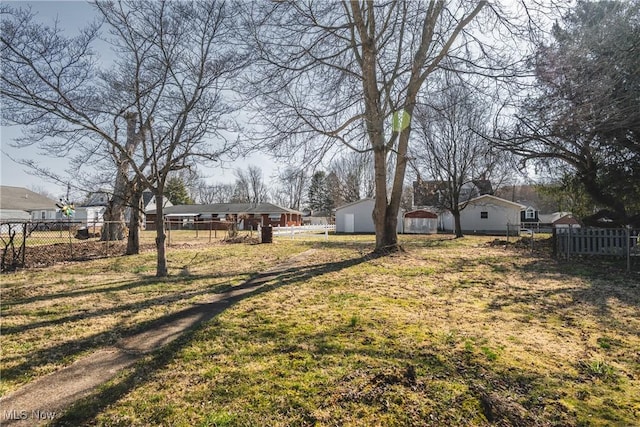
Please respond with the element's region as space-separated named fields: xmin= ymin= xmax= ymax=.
xmin=404 ymin=210 xmax=438 ymax=234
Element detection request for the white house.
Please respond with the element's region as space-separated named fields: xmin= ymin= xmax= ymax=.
xmin=439 ymin=194 xmax=525 ymax=235
xmin=74 ymin=206 xmax=106 ymax=227
xmin=0 ymin=186 xmax=59 ymax=221
xmin=335 ymin=198 xmax=404 ymax=234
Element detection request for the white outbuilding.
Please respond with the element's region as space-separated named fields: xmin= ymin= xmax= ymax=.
xmin=335 ymin=198 xmax=404 ymax=234
xmin=439 ymin=194 xmax=525 ymax=235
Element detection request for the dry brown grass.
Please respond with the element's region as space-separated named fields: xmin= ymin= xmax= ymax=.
xmin=2 ymin=234 xmax=639 ymax=426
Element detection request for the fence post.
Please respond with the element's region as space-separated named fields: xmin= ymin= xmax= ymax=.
xmin=530 ymin=230 xmax=534 ymax=252
xmin=21 ymin=222 xmax=27 ymax=268
xmin=291 ymin=226 xmax=295 ymax=240
xmin=627 ymin=227 xmax=631 ymax=273
xmin=567 ymin=226 xmax=571 ymax=260
xmin=325 ymin=225 xmax=329 ymax=241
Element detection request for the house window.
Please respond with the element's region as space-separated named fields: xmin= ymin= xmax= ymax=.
xmin=41 ymin=211 xmax=46 ymax=219
xmin=525 ymin=209 xmax=535 ymax=219
xmin=480 ymin=211 xmax=488 ymax=219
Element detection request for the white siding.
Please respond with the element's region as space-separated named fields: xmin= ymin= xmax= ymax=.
xmin=460 ymin=201 xmax=520 ymax=233
xmin=335 ymin=199 xmax=403 ymax=233
xmin=404 ymin=217 xmax=438 ymax=234
xmin=438 ymin=195 xmax=524 ymax=235
xmin=74 ymin=206 xmax=105 ymax=226
xmin=30 ymin=209 xmax=58 ymax=220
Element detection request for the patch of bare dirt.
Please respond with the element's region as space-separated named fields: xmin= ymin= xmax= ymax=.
xmin=16 ymin=241 xmax=160 ymax=269
xmin=222 ymin=235 xmax=260 ymax=245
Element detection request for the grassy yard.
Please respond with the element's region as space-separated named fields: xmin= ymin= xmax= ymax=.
xmin=1 ymin=235 xmax=639 ymax=426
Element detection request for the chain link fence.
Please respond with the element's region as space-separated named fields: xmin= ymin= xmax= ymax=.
xmin=1 ymin=219 xmax=246 ymax=272
xmin=1 ymin=220 xmax=128 ymax=272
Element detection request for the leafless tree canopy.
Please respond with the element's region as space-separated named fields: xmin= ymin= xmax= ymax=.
xmin=232 ymin=165 xmax=269 ymax=204
xmin=242 ymin=0 xmax=519 ymax=250
xmin=1 ymin=0 xmax=247 ymax=275
xmin=412 ymin=80 xmax=515 ymax=236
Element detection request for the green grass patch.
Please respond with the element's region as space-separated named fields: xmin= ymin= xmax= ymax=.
xmin=2 ymin=234 xmax=639 ymax=425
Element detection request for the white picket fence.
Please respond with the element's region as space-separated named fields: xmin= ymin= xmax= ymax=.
xmin=272 ymin=224 xmax=336 ymax=240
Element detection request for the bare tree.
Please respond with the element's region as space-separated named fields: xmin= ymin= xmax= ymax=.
xmin=197 ymin=182 xmax=235 ymax=204
xmin=330 ymin=151 xmax=375 ymax=203
xmin=273 ymin=166 xmax=307 ymax=210
xmin=413 ymin=82 xmax=508 ymax=237
xmin=243 ymin=1 xmax=502 ymax=252
xmin=232 ymin=165 xmax=268 ymax=204
xmin=1 ymin=1 xmax=245 ymax=276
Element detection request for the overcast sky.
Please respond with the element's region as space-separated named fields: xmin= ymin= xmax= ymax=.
xmin=0 ymin=0 xmax=277 ymax=200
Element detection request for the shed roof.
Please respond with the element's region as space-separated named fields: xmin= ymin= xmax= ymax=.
xmin=404 ymin=209 xmax=438 ymax=219
xmin=0 ymin=209 xmax=32 ymax=220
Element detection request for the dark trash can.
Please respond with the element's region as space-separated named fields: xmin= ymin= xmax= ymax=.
xmin=75 ymin=228 xmax=90 ymax=240
xmin=261 ymin=225 xmax=273 ymax=244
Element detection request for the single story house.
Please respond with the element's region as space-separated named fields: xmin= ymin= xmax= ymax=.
xmin=539 ymin=212 xmax=581 ymax=229
xmin=335 ymin=198 xmax=404 ymax=234
xmin=145 ymin=202 xmax=303 ymax=230
xmin=404 ymin=209 xmax=438 ymax=234
xmin=0 ymin=186 xmax=59 ymax=221
xmin=439 ymin=194 xmax=525 ymax=235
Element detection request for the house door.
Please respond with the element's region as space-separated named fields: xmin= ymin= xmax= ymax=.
xmin=344 ymin=213 xmax=354 ymax=233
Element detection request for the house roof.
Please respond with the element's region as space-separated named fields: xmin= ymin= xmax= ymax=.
xmin=147 ymin=202 xmax=302 ymax=216
xmin=460 ymin=194 xmax=526 ymax=209
xmin=142 ymin=190 xmax=154 ymax=208
xmin=553 ymin=214 xmax=580 ymax=225
xmin=0 ymin=186 xmax=58 ymax=211
xmin=539 ymin=212 xmax=577 ymax=224
xmin=142 ymin=190 xmax=173 ymax=211
xmin=413 ymin=179 xmax=493 ymax=207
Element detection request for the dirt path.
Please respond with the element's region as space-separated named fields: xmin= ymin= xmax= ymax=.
xmin=0 ymin=249 xmax=316 ymax=426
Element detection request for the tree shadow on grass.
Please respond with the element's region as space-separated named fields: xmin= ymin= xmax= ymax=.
xmin=486 ymin=256 xmax=640 ymax=336
xmin=22 ymin=253 xmax=379 ymax=425
xmin=1 ymin=270 xmax=245 ymax=309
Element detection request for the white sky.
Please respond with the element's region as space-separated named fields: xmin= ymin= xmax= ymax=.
xmin=0 ymin=0 xmax=277 ymax=199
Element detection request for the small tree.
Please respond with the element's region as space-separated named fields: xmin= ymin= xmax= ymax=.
xmin=2 ymin=1 xmax=246 ymax=276
xmin=308 ymin=171 xmax=333 ymax=215
xmin=412 ymin=83 xmax=505 ymax=237
xmin=165 ymin=177 xmax=194 ymax=206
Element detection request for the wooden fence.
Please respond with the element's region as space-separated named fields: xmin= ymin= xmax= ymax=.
xmin=553 ymin=227 xmax=639 ymax=271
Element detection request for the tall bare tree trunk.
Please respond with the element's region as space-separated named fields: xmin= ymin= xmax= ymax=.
xmin=453 ymin=209 xmax=464 ymax=238
xmin=126 ymin=186 xmax=142 ymax=255
xmin=101 ymin=112 xmax=140 ymax=242
xmin=154 ymin=194 xmax=168 ymax=277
